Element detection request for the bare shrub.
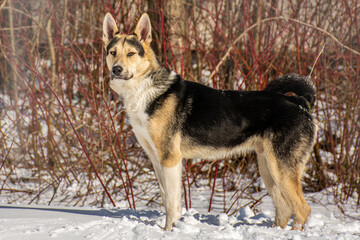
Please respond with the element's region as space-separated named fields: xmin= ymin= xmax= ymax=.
xmin=0 ymin=0 xmax=359 ymax=213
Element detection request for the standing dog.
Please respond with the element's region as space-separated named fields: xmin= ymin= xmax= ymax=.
xmin=102 ymin=13 xmax=317 ymax=231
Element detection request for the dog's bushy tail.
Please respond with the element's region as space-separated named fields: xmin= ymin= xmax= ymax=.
xmin=264 ymin=74 xmax=316 ymax=109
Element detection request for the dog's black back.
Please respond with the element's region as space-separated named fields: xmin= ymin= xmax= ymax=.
xmin=147 ymin=73 xmax=316 ymax=168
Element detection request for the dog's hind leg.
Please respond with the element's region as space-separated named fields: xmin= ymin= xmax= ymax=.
xmin=281 ymin=154 xmax=311 ymax=231
xmin=288 ymin=173 xmax=311 ymax=231
xmin=259 ymin=142 xmax=311 ymax=230
xmin=257 ymin=152 xmax=293 ymax=228
xmin=275 ymin=168 xmax=310 ymax=231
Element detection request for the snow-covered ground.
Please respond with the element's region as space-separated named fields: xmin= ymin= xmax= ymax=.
xmin=1 ymin=94 xmax=359 ymax=239
xmin=1 ymin=191 xmax=359 ymax=240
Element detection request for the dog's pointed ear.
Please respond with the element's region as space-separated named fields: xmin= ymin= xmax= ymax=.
xmin=134 ymin=13 xmax=152 ymax=43
xmin=103 ymin=13 xmax=118 ymax=45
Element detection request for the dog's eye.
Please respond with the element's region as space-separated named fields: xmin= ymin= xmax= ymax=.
xmin=127 ymin=52 xmax=135 ymax=57
xmin=110 ymin=50 xmax=116 ymax=56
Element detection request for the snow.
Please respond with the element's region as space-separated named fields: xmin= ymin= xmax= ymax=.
xmin=1 ymin=92 xmax=359 ymax=239
xmin=1 ymin=193 xmax=359 ymax=240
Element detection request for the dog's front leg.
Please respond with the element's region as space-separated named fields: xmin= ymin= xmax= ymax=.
xmin=161 ymin=160 xmax=182 ymax=231
xmin=134 ymin=134 xmax=182 ymax=230
xmin=151 ymin=156 xmax=182 ymax=231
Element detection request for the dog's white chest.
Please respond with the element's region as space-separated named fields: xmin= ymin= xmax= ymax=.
xmin=128 ymin=111 xmax=159 ymax=162
xmin=128 ymin=110 xmax=150 ymax=141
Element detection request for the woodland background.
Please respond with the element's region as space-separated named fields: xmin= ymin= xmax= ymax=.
xmin=0 ymin=0 xmax=359 ymax=215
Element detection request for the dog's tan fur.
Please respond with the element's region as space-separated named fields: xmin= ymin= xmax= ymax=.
xmin=102 ymin=12 xmax=317 ymax=231
xmin=148 ymin=95 xmax=182 ymax=168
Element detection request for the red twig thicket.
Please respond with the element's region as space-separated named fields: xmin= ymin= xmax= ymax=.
xmin=0 ymin=0 xmax=359 ymax=214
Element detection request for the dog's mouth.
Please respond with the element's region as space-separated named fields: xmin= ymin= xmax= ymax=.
xmin=110 ymin=73 xmax=133 ymax=81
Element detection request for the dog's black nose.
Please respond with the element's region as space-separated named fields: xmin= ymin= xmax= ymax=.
xmin=112 ymin=66 xmax=123 ymax=76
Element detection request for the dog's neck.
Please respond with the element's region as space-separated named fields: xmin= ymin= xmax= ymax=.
xmin=116 ymin=65 xmax=178 ymax=115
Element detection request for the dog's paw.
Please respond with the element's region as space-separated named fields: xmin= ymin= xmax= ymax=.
xmin=291 ymin=223 xmax=304 ymax=231
xmin=163 ymin=225 xmax=173 ymax=231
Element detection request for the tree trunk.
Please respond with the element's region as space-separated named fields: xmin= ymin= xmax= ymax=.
xmin=164 ymin=0 xmax=188 ymax=73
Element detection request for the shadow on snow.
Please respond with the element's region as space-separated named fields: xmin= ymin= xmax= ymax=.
xmin=0 ymin=204 xmax=273 ymax=228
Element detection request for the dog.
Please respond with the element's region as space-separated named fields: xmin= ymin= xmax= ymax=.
xmin=102 ymin=13 xmax=317 ymax=231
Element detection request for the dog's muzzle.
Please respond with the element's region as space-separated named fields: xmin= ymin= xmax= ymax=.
xmin=110 ymin=65 xmax=132 ymax=80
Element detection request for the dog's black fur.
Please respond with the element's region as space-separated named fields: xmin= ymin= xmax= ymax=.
xmin=146 ymin=72 xmax=316 ymax=167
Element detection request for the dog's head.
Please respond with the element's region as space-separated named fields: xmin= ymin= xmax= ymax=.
xmin=102 ymin=13 xmax=158 ymax=93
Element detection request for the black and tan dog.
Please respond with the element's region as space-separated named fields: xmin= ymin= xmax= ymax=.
xmin=102 ymin=13 xmax=317 ymax=231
